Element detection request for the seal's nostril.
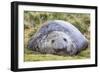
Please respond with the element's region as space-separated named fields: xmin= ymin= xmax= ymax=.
xmin=51 ymin=40 xmax=55 ymax=43
xmin=63 ymin=38 xmax=67 ymax=42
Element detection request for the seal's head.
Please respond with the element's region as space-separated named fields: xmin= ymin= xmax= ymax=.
xmin=31 ymin=31 xmax=77 ymax=55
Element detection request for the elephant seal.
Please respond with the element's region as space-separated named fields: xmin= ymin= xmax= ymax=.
xmin=28 ymin=20 xmax=88 ymax=55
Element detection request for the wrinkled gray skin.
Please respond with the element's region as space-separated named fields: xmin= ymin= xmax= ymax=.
xmin=28 ymin=20 xmax=88 ymax=55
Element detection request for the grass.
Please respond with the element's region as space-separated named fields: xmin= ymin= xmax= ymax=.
xmin=24 ymin=48 xmax=90 ymax=62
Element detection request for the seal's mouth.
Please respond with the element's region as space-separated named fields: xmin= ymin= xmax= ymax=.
xmin=54 ymin=48 xmax=67 ymax=53
xmin=53 ymin=48 xmax=67 ymax=55
xmin=54 ymin=49 xmax=63 ymax=52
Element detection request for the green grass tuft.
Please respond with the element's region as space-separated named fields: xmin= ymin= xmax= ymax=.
xmin=24 ymin=48 xmax=90 ymax=62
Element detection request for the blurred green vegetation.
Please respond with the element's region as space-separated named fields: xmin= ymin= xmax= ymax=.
xmin=24 ymin=48 xmax=90 ymax=61
xmin=24 ymin=11 xmax=90 ymax=62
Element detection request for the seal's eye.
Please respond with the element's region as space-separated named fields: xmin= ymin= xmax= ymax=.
xmin=63 ymin=38 xmax=67 ymax=42
xmin=51 ymin=40 xmax=55 ymax=43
